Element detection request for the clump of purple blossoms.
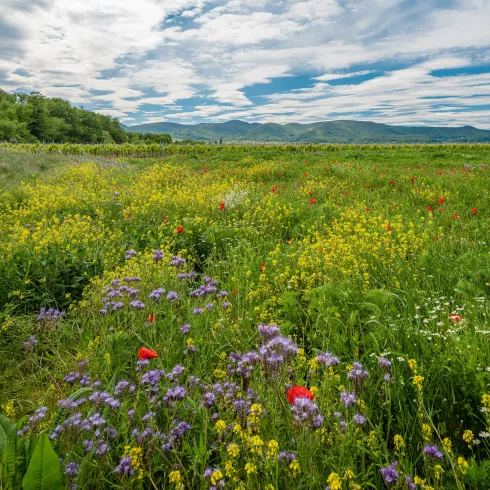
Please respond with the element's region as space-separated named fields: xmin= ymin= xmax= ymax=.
xmin=163 ymin=386 xmax=186 ymax=406
xmin=404 ymin=476 xmax=416 ymax=490
xmin=202 ymin=392 xmax=216 ymax=408
xmin=24 ymin=336 xmax=38 ymax=351
xmin=153 ymin=249 xmax=164 ymax=263
xmin=348 ymin=362 xmax=369 ymax=390
xmin=125 ymin=249 xmax=137 ymax=260
xmin=258 ymin=325 xmax=298 ymax=378
xmin=180 ymin=324 xmax=190 ymax=334
xmin=167 ymin=291 xmax=178 ymax=302
xmin=278 ymin=451 xmax=296 ymax=463
xmin=18 ymin=406 xmax=48 ymax=435
xmin=193 ymin=307 xmax=203 ymax=316
xmin=423 ymin=444 xmax=443 ymax=461
xmin=340 ymin=391 xmax=357 ymax=409
xmin=37 ymin=307 xmax=65 ymax=328
xmin=167 ymin=365 xmax=185 ymax=382
xmin=353 ymin=413 xmax=366 ymax=426
xmin=170 ymin=256 xmax=186 ymax=267
xmin=316 ymin=351 xmax=339 ymax=368
xmin=129 ymin=300 xmax=145 ymax=310
xmin=380 ymin=461 xmax=399 ymax=486
xmin=115 ymin=455 xmax=134 ymax=477
xmin=378 ymin=357 xmax=392 ymax=370
xmin=290 ymin=397 xmax=323 ymax=430
xmin=206 ymin=303 xmax=214 ymax=311
xmin=64 ymin=462 xmax=78 ymax=476
xmin=258 ymin=323 xmax=281 ymax=341
xmin=149 ymin=288 xmax=166 ymax=302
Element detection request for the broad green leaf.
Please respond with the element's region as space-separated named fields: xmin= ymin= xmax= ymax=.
xmin=2 ymin=428 xmax=25 ymax=490
xmin=22 ymin=435 xmax=62 ymax=490
xmin=0 ymin=414 xmax=15 ymax=460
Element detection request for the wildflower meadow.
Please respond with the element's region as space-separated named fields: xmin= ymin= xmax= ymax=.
xmin=0 ymin=144 xmax=489 ymax=489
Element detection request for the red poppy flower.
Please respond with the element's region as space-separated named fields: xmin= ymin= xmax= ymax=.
xmin=138 ymin=347 xmax=158 ymax=360
xmin=449 ymin=314 xmax=463 ymax=324
xmin=176 ymin=226 xmax=183 ymax=234
xmin=427 ymin=206 xmax=433 ymax=211
xmin=386 ymin=224 xmax=392 ymax=232
xmin=287 ymin=386 xmax=314 ymax=404
xmin=163 ymin=217 xmax=169 ymax=223
xmin=219 ymin=202 xmax=225 ymax=211
xmin=365 ymin=207 xmax=370 ymax=213
xmin=451 ymin=214 xmax=458 ymax=219
xmin=472 ymin=208 xmax=477 ymax=214
xmin=439 ymin=198 xmax=445 ymax=204
xmin=309 ymin=199 xmax=317 ymax=205
xmin=259 ymin=263 xmax=266 ymax=272
xmin=410 ymin=177 xmax=415 ymax=182
xmin=147 ymin=314 xmax=157 ymax=323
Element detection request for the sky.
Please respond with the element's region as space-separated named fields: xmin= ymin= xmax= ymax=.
xmin=1 ymin=0 xmax=490 ymax=127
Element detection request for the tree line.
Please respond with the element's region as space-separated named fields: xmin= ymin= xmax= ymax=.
xmin=0 ymin=90 xmax=171 ymax=144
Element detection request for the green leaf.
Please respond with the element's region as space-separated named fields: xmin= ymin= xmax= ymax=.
xmin=0 ymin=414 xmax=15 ymax=460
xmin=2 ymin=427 xmax=25 ymax=490
xmin=21 ymin=435 xmax=62 ymax=490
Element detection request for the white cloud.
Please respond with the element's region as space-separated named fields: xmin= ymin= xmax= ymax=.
xmin=0 ymin=0 xmax=489 ymax=127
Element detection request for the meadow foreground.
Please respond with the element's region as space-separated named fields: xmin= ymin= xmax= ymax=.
xmin=0 ymin=145 xmax=489 ymax=489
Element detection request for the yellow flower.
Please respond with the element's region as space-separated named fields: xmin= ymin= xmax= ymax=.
xmin=245 ymin=463 xmax=257 ymax=475
xmin=266 ymin=440 xmax=279 ymax=459
xmin=289 ymin=459 xmax=301 ymax=476
xmin=104 ymin=352 xmax=111 ymax=364
xmin=310 ymin=386 xmax=319 ymax=396
xmin=211 ymin=470 xmax=223 ymax=485
xmin=169 ymin=470 xmax=184 ymax=489
xmin=442 ymin=437 xmax=452 ymax=453
xmin=463 ymin=429 xmax=474 ymax=444
xmin=227 ymin=443 xmax=240 ymax=460
xmin=482 ymin=393 xmax=490 ymax=410
xmin=1 ymin=400 xmax=15 ymax=418
xmin=394 ymin=434 xmax=405 ymax=450
xmin=413 ymin=375 xmax=424 ymax=390
xmin=343 ymin=469 xmax=355 ymax=480
xmin=215 ymin=420 xmax=227 ymax=434
xmin=422 ymin=424 xmax=432 ymax=440
xmin=414 ymin=476 xmax=425 ymax=486
xmin=327 ymin=472 xmax=342 ymax=490
xmin=249 ymin=435 xmax=264 ymax=455
xmin=434 ymin=464 xmax=444 ymax=480
xmin=408 ymin=359 xmax=417 ymax=372
xmin=457 ymin=456 xmax=469 ymax=475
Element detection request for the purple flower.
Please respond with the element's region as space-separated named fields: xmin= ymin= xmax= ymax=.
xmin=202 ymin=392 xmax=216 ymax=408
xmin=206 ymin=303 xmax=214 ymax=311
xmin=278 ymin=451 xmax=296 ymax=463
xmin=65 ymin=462 xmax=78 ymax=476
xmin=258 ymin=323 xmax=281 ymax=341
xmin=423 ymin=444 xmax=443 ymax=461
xmin=167 ymin=291 xmax=178 ymax=302
xmin=153 ymin=250 xmax=164 ymax=263
xmin=340 ymin=391 xmax=357 ymax=408
xmin=82 ymin=440 xmax=94 ymax=453
xmin=24 ymin=336 xmax=38 ymax=351
xmin=380 ymin=461 xmax=399 ymax=486
xmin=170 ymin=256 xmax=186 ymax=267
xmin=167 ymin=365 xmax=185 ymax=382
xmin=114 ymin=455 xmax=134 ymax=477
xmin=290 ymin=397 xmax=324 ymax=430
xmin=316 ymin=352 xmax=339 ymax=368
xmin=353 ymin=413 xmax=366 ymax=426
xmin=378 ymin=357 xmax=392 ymax=370
xmin=404 ymin=476 xmax=416 ymax=490
xmin=163 ymin=386 xmax=186 ymax=406
xmin=348 ymin=362 xmax=369 ymax=390
xmin=180 ymin=324 xmax=190 ymax=333
xmin=149 ymin=288 xmax=166 ymax=302
xmin=170 ymin=421 xmax=191 ymax=441
xmin=193 ymin=307 xmax=203 ymax=316
xmin=129 ymin=300 xmax=145 ymax=309
xmin=125 ymin=249 xmax=137 ymax=260
xmin=222 ymin=301 xmax=231 ymax=309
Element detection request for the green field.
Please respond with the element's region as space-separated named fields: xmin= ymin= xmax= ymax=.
xmin=0 ymin=145 xmax=489 ymax=489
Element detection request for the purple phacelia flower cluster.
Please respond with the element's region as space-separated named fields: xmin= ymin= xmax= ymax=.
xmin=348 ymin=362 xmax=369 ymax=390
xmin=37 ymin=307 xmax=65 ymax=327
xmin=153 ymin=249 xmax=164 ymax=263
xmin=24 ymin=335 xmax=38 ymax=351
xmin=149 ymin=288 xmax=166 ymax=302
xmin=125 ymin=249 xmax=137 ymax=260
xmin=290 ymin=397 xmax=323 ymax=430
xmin=380 ymin=461 xmax=399 ymax=486
xmin=423 ymin=444 xmax=443 ymax=460
xmin=170 ymin=256 xmax=186 ymax=267
xmin=316 ymin=351 xmax=339 ymax=368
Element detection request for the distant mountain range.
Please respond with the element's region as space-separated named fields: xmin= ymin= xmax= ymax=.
xmin=125 ymin=119 xmax=490 ymax=143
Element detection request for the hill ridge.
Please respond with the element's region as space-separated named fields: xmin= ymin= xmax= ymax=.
xmin=127 ymin=119 xmax=490 ymax=143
